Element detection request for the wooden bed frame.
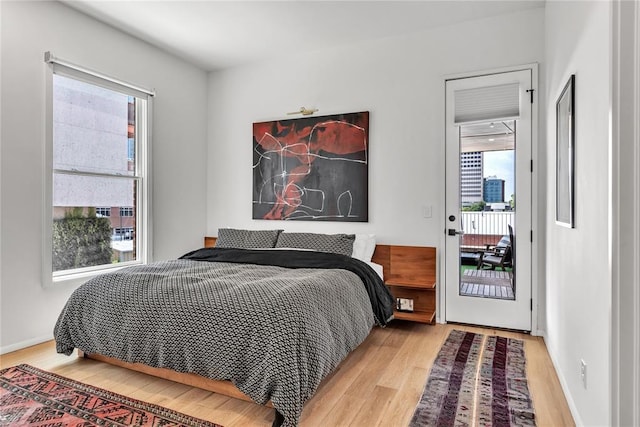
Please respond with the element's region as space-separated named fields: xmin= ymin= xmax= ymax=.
xmin=80 ymin=237 xmax=437 ymax=407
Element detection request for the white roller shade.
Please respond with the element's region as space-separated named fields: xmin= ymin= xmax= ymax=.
xmin=454 ymin=82 xmax=520 ymax=124
xmin=45 ymin=51 xmax=155 ymax=99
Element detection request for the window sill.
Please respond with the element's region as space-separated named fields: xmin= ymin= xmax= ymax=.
xmin=49 ymin=262 xmax=141 ymax=288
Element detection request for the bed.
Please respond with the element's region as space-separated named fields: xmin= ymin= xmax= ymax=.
xmin=54 ymin=231 xmax=394 ymax=427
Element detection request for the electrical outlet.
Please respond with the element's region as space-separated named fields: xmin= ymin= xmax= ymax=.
xmin=422 ymin=205 xmax=432 ymax=218
xmin=580 ymin=359 xmax=587 ymax=389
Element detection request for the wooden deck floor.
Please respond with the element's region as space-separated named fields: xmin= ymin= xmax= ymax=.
xmin=460 ymin=269 xmax=514 ymax=300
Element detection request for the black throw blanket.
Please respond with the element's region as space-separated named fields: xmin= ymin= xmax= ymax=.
xmin=180 ymin=247 xmax=394 ymax=326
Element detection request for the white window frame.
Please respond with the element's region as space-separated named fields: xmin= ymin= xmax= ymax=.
xmin=96 ymin=207 xmax=111 ymax=217
xmin=43 ymin=53 xmax=153 ymax=288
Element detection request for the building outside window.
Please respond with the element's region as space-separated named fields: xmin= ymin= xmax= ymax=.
xmin=460 ymin=151 xmax=483 ymax=206
xmin=120 ymin=207 xmax=134 ymax=217
xmin=483 ymin=176 xmax=506 ymax=203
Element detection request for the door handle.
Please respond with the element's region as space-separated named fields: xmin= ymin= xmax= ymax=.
xmin=447 ymin=229 xmax=465 ymax=236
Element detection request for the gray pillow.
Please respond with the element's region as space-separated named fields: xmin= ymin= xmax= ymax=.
xmin=275 ymin=232 xmax=355 ymax=256
xmin=216 ymin=228 xmax=282 ymax=249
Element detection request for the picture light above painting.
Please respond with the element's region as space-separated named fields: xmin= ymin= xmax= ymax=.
xmin=253 ymin=111 xmax=369 ymax=222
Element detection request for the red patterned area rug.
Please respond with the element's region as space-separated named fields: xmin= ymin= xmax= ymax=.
xmin=410 ymin=330 xmax=536 ymax=427
xmin=0 ymin=364 xmax=223 ymax=426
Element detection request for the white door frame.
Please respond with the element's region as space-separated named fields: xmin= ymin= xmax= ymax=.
xmin=438 ymin=63 xmax=539 ymax=334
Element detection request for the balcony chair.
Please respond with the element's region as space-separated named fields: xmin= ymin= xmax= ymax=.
xmin=477 ymin=225 xmax=514 ymax=271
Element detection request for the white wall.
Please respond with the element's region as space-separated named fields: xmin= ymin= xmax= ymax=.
xmin=544 ymin=1 xmax=611 ymax=425
xmin=0 ymin=1 xmax=208 ymax=352
xmin=207 ymin=9 xmax=544 ymax=245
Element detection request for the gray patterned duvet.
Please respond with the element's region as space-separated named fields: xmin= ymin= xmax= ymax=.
xmin=54 ymin=248 xmax=393 ymax=427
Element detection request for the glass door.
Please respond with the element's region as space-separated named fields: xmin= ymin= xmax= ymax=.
xmin=444 ymin=70 xmax=532 ymax=331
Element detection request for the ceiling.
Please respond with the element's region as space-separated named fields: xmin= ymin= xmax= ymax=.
xmin=62 ymin=1 xmax=544 ymax=71
xmin=461 ymin=120 xmax=515 ymax=153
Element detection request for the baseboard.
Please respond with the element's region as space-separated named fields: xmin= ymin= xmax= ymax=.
xmin=540 ymin=332 xmax=583 ymax=426
xmin=0 ymin=335 xmax=52 ymax=355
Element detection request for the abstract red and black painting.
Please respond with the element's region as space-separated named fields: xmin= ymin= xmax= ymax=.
xmin=253 ymin=111 xmax=369 ymax=221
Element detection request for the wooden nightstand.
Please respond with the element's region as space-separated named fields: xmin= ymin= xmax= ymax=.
xmin=372 ymin=245 xmax=437 ymax=324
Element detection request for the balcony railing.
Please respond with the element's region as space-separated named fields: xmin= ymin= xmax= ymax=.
xmin=460 ymin=211 xmax=514 ymax=250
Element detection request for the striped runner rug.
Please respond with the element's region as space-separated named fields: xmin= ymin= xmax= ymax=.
xmin=410 ymin=330 xmax=536 ymax=427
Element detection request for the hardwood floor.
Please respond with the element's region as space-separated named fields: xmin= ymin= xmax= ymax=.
xmin=0 ymin=322 xmax=574 ymax=426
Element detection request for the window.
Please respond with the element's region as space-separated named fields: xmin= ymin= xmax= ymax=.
xmin=96 ymin=207 xmax=111 ymax=217
xmin=113 ymin=227 xmax=134 ymax=241
xmin=45 ymin=54 xmax=152 ymax=284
